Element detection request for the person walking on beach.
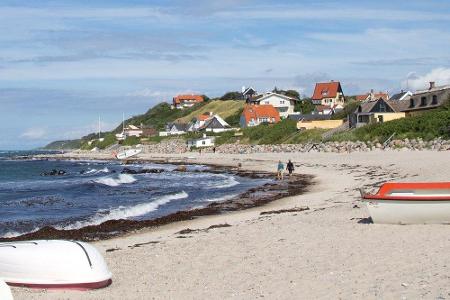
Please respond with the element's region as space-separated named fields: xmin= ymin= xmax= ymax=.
xmin=277 ymin=160 xmax=284 ymax=180
xmin=286 ymin=159 xmax=294 ymax=178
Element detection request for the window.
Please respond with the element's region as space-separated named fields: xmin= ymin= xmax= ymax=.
xmin=202 ymin=141 xmax=206 ymax=145
xmin=264 ymin=101 xmax=270 ymax=104
xmin=280 ymin=100 xmax=285 ymax=104
xmin=379 ymin=102 xmax=386 ymax=112
xmin=358 ymin=106 xmax=362 ymax=113
xmin=420 ymin=97 xmax=427 ymax=106
xmin=432 ymin=95 xmax=438 ymax=105
xmin=378 ymin=115 xmax=384 ymax=123
xmin=409 ymin=98 xmax=415 ymax=108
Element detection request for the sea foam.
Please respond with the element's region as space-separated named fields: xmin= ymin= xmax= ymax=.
xmin=61 ymin=191 xmax=189 ymax=230
xmin=94 ymin=174 xmax=136 ymax=187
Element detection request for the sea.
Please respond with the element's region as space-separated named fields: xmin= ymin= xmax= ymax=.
xmin=0 ymin=150 xmax=269 ymax=238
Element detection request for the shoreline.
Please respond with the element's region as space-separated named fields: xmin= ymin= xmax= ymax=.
xmin=1 ymin=157 xmax=314 ymax=242
xmin=10 ymin=150 xmax=450 ymax=299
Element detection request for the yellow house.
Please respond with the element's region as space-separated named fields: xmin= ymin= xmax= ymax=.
xmin=351 ymin=98 xmax=405 ymax=128
xmin=297 ymin=119 xmax=344 ymax=130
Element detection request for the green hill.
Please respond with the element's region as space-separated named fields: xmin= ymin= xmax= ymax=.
xmin=175 ymin=100 xmax=244 ymax=123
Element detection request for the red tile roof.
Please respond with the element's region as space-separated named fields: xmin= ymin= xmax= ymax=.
xmin=356 ymin=92 xmax=389 ymax=101
xmin=374 ymin=92 xmax=389 ymax=101
xmin=312 ymin=81 xmax=342 ymax=100
xmin=242 ymin=104 xmax=280 ymax=125
xmin=173 ymin=94 xmax=204 ymax=105
xmin=197 ymin=114 xmax=211 ymax=121
xmin=356 ymin=94 xmax=368 ymax=101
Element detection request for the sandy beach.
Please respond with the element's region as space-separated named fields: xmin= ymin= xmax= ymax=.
xmin=11 ymin=150 xmax=450 ymax=299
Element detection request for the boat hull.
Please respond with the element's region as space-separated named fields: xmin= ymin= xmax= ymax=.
xmin=116 ymin=148 xmax=142 ymax=160
xmin=365 ymin=199 xmax=450 ymax=224
xmin=0 ymin=240 xmax=112 ymax=290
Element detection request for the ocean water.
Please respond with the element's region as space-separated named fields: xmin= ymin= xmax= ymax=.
xmin=0 ymin=151 xmax=269 ymax=238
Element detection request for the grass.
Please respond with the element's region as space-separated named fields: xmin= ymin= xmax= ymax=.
xmin=175 ymin=100 xmax=244 ymax=123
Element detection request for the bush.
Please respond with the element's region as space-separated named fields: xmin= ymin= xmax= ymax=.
xmin=224 ymin=108 xmax=243 ymax=127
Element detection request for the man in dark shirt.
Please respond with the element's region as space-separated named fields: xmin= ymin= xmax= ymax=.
xmin=286 ymin=160 xmax=294 ymax=178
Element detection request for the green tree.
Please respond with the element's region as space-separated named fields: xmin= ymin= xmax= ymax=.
xmin=295 ymin=98 xmax=315 ymax=114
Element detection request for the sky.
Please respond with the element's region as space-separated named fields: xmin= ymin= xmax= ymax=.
xmin=1 ymin=0 xmax=450 ymax=149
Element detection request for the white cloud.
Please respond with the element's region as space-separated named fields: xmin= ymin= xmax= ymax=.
xmin=20 ymin=127 xmax=47 ymax=139
xmin=402 ymin=68 xmax=450 ymax=91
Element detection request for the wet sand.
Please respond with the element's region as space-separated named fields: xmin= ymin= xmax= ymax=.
xmin=12 ymin=150 xmax=450 ymax=299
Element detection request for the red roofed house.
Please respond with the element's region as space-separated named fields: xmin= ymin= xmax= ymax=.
xmin=172 ymin=94 xmax=204 ymax=109
xmin=356 ymin=90 xmax=389 ymax=102
xmin=311 ymin=81 xmax=345 ymax=107
xmin=240 ymin=105 xmax=281 ymax=128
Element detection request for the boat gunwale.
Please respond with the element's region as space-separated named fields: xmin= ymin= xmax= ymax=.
xmin=362 ymin=196 xmax=450 ymax=201
xmin=361 ymin=182 xmax=450 ymax=202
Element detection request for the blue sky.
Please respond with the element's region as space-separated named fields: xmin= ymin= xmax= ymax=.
xmin=1 ymin=0 xmax=450 ymax=149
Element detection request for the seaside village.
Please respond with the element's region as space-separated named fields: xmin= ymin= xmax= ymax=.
xmin=105 ymin=80 xmax=450 ymax=151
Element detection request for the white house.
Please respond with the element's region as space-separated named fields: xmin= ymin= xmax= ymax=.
xmin=203 ymin=115 xmax=232 ymax=133
xmin=250 ymin=92 xmax=299 ymax=118
xmin=124 ymin=125 xmax=143 ymax=137
xmin=187 ymin=135 xmax=215 ymax=148
xmin=188 ymin=112 xmax=213 ymax=132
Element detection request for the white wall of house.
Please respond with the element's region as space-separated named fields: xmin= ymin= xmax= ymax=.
xmin=187 ymin=137 xmax=215 ymax=148
xmin=124 ymin=129 xmax=143 ymax=137
xmin=258 ymin=94 xmax=296 ymax=118
xmin=312 ymin=92 xmax=345 ymax=106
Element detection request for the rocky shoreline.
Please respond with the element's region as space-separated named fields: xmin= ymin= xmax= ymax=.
xmin=129 ymin=138 xmax=450 ymax=155
xmin=0 ymin=162 xmax=314 ymax=242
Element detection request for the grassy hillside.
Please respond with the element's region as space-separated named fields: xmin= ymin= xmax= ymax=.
xmin=113 ymin=102 xmax=207 ymax=132
xmin=175 ymin=100 xmax=244 ymax=123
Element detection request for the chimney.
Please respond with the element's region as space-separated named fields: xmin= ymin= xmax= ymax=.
xmin=370 ymin=89 xmax=374 ymax=94
xmin=429 ymin=82 xmax=435 ymax=90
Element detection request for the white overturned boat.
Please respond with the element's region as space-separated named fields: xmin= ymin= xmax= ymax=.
xmin=0 ymin=279 xmax=13 ymax=300
xmin=0 ymin=240 xmax=112 ymax=290
xmin=361 ymin=182 xmax=450 ymax=224
xmin=114 ymin=148 xmax=142 ymax=160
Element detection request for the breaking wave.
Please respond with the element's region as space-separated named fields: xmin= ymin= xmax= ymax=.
xmin=209 ymin=175 xmax=240 ymax=189
xmin=61 ymin=191 xmax=189 ymax=230
xmin=94 ymin=174 xmax=136 ymax=187
xmin=85 ymin=167 xmax=110 ymax=175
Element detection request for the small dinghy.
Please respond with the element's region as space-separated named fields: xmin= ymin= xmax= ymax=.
xmin=361 ymin=182 xmax=450 ymax=224
xmin=114 ymin=148 xmax=142 ymax=160
xmin=0 ymin=240 xmax=112 ymax=290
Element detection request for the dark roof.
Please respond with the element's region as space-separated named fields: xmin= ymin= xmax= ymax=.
xmin=167 ymin=123 xmax=188 ymax=131
xmin=355 ymin=98 xmax=403 ymax=113
xmin=389 ymin=91 xmax=410 ymax=101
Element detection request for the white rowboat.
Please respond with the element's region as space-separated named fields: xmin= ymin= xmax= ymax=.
xmin=114 ymin=148 xmax=142 ymax=160
xmin=0 ymin=240 xmax=112 ymax=290
xmin=361 ymin=182 xmax=450 ymax=224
